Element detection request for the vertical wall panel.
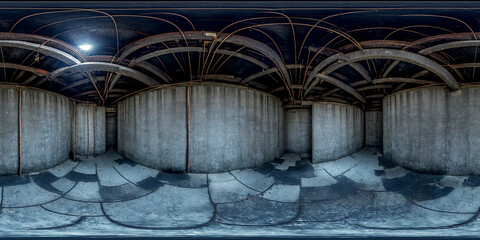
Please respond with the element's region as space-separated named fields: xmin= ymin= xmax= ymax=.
xmin=0 ymin=86 xmax=72 ymax=175
xmin=383 ymin=86 xmax=480 ymax=175
xmin=285 ymin=109 xmax=312 ymax=153
xmin=312 ymin=102 xmax=364 ymax=163
xmin=75 ymin=104 xmax=106 ymax=156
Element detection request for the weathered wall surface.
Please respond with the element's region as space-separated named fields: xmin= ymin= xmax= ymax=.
xmin=366 ymin=111 xmax=383 ymax=147
xmin=0 ymin=87 xmax=19 ymax=175
xmin=383 ymin=85 xmax=480 ymax=175
xmin=312 ymin=102 xmax=364 ymax=163
xmin=285 ymin=108 xmax=312 ymax=153
xmin=117 ymin=83 xmax=283 ymax=173
xmin=0 ymin=86 xmax=72 ymax=175
xmin=190 ymin=83 xmax=283 ymax=173
xmin=74 ymin=104 xmax=106 ymax=156
xmin=278 ymin=106 xmax=285 ymax=156
xmin=117 ymin=86 xmax=187 ymax=172
xmin=106 ymin=115 xmax=117 ymax=148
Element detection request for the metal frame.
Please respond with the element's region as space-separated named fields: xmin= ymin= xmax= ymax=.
xmin=304 ymin=49 xmax=459 ymax=96
xmin=46 ymin=62 xmax=158 ymax=87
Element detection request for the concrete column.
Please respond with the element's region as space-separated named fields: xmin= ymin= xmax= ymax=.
xmin=285 ymin=108 xmax=312 ymax=153
xmin=0 ymin=87 xmax=19 ymax=175
xmin=190 ymin=83 xmax=283 ymax=173
xmin=117 ymin=82 xmax=284 ymax=173
xmin=312 ymin=102 xmax=364 ymax=163
xmin=0 ymin=86 xmax=72 ymax=175
xmin=365 ymin=111 xmax=382 ymax=147
xmin=106 ymin=115 xmax=117 ymax=148
xmin=74 ymin=104 xmax=106 ymax=156
xmin=383 ymin=85 xmax=480 ymax=175
xmin=278 ymin=106 xmax=285 ymax=156
xmin=117 ymin=86 xmax=187 ymax=172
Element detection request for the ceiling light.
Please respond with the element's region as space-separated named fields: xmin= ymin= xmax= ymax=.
xmin=79 ymin=44 xmax=92 ymax=51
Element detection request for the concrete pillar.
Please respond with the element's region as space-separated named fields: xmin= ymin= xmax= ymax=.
xmin=117 ymin=86 xmax=187 ymax=172
xmin=312 ymin=102 xmax=364 ymax=163
xmin=0 ymin=87 xmax=19 ymax=175
xmin=106 ymin=115 xmax=117 ymax=148
xmin=285 ymin=108 xmax=312 ymax=153
xmin=0 ymin=86 xmax=72 ymax=175
xmin=117 ymin=82 xmax=284 ymax=173
xmin=74 ymin=104 xmax=106 ymax=156
xmin=190 ymin=83 xmax=283 ymax=173
xmin=278 ymin=106 xmax=285 ymax=156
xmin=383 ymin=85 xmax=480 ymax=175
xmin=365 ymin=111 xmax=382 ymax=147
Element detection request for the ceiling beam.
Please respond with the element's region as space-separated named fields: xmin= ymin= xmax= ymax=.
xmin=89 ymin=55 xmax=172 ymax=84
xmin=338 ymin=40 xmax=417 ymax=52
xmin=116 ymin=31 xmax=291 ymax=94
xmin=418 ymin=40 xmax=480 ymax=55
xmin=313 ymin=74 xmax=366 ymax=103
xmin=306 ymin=49 xmax=459 ymax=93
xmin=129 ymin=46 xmax=269 ymax=70
xmin=371 ymin=77 xmax=436 ymax=85
xmin=0 ymin=32 xmax=87 ymax=61
xmin=0 ymin=63 xmax=48 ymax=76
xmin=357 ymin=85 xmax=393 ymax=92
xmin=59 ymin=76 xmax=106 ymax=92
xmin=241 ymin=64 xmax=304 ymax=84
xmin=0 ymin=40 xmax=80 ymax=65
xmin=306 ymin=50 xmax=372 ymax=83
xmin=45 ymin=62 xmax=158 ymax=87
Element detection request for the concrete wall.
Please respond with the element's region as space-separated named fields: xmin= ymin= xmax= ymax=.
xmin=366 ymin=111 xmax=382 ymax=147
xmin=0 ymin=86 xmax=72 ymax=175
xmin=383 ymin=85 xmax=480 ymax=175
xmin=312 ymin=102 xmax=364 ymax=163
xmin=285 ymin=108 xmax=312 ymax=153
xmin=106 ymin=115 xmax=117 ymax=148
xmin=74 ymin=104 xmax=106 ymax=156
xmin=117 ymin=82 xmax=283 ymax=173
xmin=117 ymin=86 xmax=187 ymax=172
xmin=279 ymin=106 xmax=285 ymax=156
xmin=190 ymin=83 xmax=283 ymax=173
xmin=0 ymin=87 xmax=19 ymax=175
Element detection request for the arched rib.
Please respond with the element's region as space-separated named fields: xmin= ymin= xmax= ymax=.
xmin=357 ymin=85 xmax=392 ymax=92
xmin=371 ymin=77 xmax=436 ymax=85
xmin=306 ymin=49 xmax=459 ymax=92
xmin=47 ymin=62 xmax=158 ymax=87
xmin=0 ymin=40 xmax=80 ymax=64
xmin=88 ymin=55 xmax=172 ymax=83
xmin=0 ymin=32 xmax=87 ymax=60
xmin=0 ymin=63 xmax=48 ymax=76
xmin=241 ymin=64 xmax=305 ymax=85
xmin=59 ymin=76 xmax=106 ymax=92
xmin=307 ymin=51 xmax=371 ymax=83
xmin=419 ymin=40 xmax=480 ymax=55
xmin=338 ymin=40 xmax=415 ymax=52
xmin=117 ymin=31 xmax=289 ymax=86
xmin=129 ymin=47 xmax=268 ymax=70
xmin=311 ymin=74 xmax=366 ymax=103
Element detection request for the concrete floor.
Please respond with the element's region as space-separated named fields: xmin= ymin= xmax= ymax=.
xmin=0 ymin=148 xmax=479 ymax=238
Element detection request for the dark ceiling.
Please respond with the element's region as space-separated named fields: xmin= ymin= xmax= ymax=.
xmin=0 ymin=1 xmax=480 ymax=109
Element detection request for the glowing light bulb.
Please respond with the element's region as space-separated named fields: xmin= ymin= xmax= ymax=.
xmin=79 ymin=44 xmax=92 ymax=51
